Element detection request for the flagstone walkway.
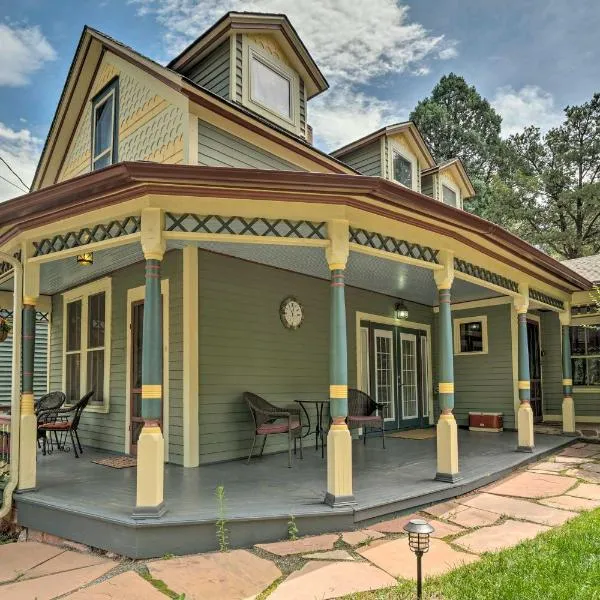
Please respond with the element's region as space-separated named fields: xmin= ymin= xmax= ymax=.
xmin=1 ymin=442 xmax=600 ymax=599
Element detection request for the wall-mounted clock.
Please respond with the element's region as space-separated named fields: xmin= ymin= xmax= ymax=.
xmin=280 ymin=296 xmax=304 ymax=330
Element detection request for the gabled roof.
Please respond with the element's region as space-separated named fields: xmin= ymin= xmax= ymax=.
xmin=422 ymin=158 xmax=476 ymax=199
xmin=32 ymin=25 xmax=349 ymax=190
xmin=330 ymin=122 xmax=436 ymax=169
xmin=562 ymin=254 xmax=600 ymax=283
xmin=168 ymin=12 xmax=328 ymax=99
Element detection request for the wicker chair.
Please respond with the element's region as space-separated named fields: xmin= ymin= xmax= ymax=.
xmin=35 ymin=392 xmax=66 ymax=451
xmin=244 ymin=392 xmax=303 ymax=468
xmin=347 ymin=388 xmax=386 ymax=448
xmin=38 ymin=391 xmax=93 ymax=458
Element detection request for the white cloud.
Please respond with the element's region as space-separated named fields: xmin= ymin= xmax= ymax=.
xmin=492 ymin=85 xmax=563 ymax=137
xmin=310 ymin=86 xmax=407 ymax=151
xmin=438 ymin=45 xmax=458 ymax=60
xmin=0 ymin=24 xmax=57 ymax=87
xmin=0 ymin=123 xmax=42 ymax=201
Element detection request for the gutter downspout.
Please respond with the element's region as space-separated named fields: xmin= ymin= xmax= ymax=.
xmin=0 ymin=252 xmax=23 ymax=519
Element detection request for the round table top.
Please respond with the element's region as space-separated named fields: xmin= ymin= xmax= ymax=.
xmin=294 ymin=399 xmax=329 ymax=405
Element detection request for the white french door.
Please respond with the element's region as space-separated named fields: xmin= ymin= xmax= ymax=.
xmin=400 ymin=333 xmax=418 ymax=420
xmin=420 ymin=335 xmax=430 ymax=419
xmin=373 ymin=329 xmax=395 ymax=421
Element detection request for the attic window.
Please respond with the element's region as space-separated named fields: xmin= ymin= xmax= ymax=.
xmin=92 ymin=79 xmax=119 ymax=171
xmin=442 ymin=184 xmax=457 ymax=207
xmin=392 ymin=151 xmax=412 ymax=188
xmin=250 ymin=55 xmax=292 ymax=119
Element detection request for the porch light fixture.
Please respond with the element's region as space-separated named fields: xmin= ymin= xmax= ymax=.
xmin=76 ymin=252 xmax=94 ymax=266
xmin=394 ymin=300 xmax=409 ymax=320
xmin=404 ymin=518 xmax=434 ymax=599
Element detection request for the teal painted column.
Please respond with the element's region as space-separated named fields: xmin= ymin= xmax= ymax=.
xmin=141 ymin=259 xmax=162 ymax=422
xmin=518 ymin=313 xmax=531 ymax=403
xmin=437 ymin=288 xmax=454 ymax=412
xmin=329 ymin=268 xmax=348 ymax=419
xmin=22 ymin=304 xmax=36 ymax=400
xmin=561 ymin=320 xmax=576 ymax=434
xmin=516 ymin=308 xmax=534 ymax=451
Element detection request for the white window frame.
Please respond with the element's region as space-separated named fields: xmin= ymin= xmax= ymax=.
xmin=91 ymin=83 xmax=117 ymax=171
xmin=440 ymin=174 xmax=461 ymax=209
xmin=373 ymin=328 xmax=396 ymax=422
xmin=453 ymin=315 xmax=489 ymax=356
xmin=242 ymin=38 xmax=302 ymax=135
xmin=400 ymin=332 xmax=419 ymax=419
xmin=391 ymin=149 xmax=414 ymax=189
xmin=62 ymin=277 xmax=112 ymax=413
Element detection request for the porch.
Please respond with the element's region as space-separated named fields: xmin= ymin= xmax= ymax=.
xmin=14 ymin=430 xmax=571 ymax=558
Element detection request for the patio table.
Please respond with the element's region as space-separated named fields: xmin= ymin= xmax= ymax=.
xmin=294 ymin=399 xmax=329 ymax=458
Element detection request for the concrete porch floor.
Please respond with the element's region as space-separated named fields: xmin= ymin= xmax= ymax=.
xmin=14 ymin=430 xmax=572 ymax=558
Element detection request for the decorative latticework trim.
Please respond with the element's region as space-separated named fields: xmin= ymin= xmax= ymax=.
xmin=572 ymin=303 xmax=600 ymax=316
xmin=33 ymin=216 xmax=141 ymax=257
xmin=165 ymin=213 xmax=327 ymax=239
xmin=530 ymin=288 xmax=565 ymax=310
xmin=349 ymin=227 xmax=439 ymax=264
xmin=454 ymin=258 xmax=519 ymax=293
xmin=0 ymin=308 xmax=49 ymax=322
xmin=0 ymin=250 xmax=22 ymax=277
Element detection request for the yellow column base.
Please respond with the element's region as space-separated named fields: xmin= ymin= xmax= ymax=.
xmin=562 ymin=397 xmax=576 ymax=435
xmin=435 ymin=413 xmax=460 ymax=483
xmin=517 ymin=402 xmax=535 ymax=452
xmin=324 ymin=423 xmax=354 ymax=507
xmin=18 ymin=412 xmax=37 ymax=491
xmin=133 ymin=425 xmax=167 ymax=519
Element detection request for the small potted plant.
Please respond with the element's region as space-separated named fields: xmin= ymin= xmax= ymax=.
xmin=0 ymin=317 xmax=11 ymax=343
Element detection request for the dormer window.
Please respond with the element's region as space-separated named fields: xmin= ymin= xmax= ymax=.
xmin=442 ymin=184 xmax=457 ymax=207
xmin=392 ymin=151 xmax=412 ymax=188
xmin=250 ymin=55 xmax=291 ymax=119
xmin=92 ymin=79 xmax=119 ymax=171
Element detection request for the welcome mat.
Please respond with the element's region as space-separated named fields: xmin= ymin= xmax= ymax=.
xmin=92 ymin=456 xmax=137 ymax=469
xmin=388 ymin=428 xmax=436 ymax=440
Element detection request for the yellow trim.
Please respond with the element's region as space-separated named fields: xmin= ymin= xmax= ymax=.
xmin=141 ymin=425 xmax=162 ymax=434
xmin=329 ymin=384 xmax=348 ymax=398
xmin=20 ymin=392 xmax=35 ymax=416
xmin=562 ymin=378 xmax=573 ymax=386
xmin=438 ymin=382 xmax=454 ymax=394
xmin=328 ymin=263 xmax=346 ymax=271
xmin=433 ymin=296 xmax=512 ymax=313
xmin=518 ymin=380 xmax=531 ymax=390
xmin=142 ymin=384 xmax=163 ymax=399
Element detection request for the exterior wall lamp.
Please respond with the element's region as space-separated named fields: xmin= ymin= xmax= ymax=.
xmin=76 ymin=252 xmax=94 ymax=266
xmin=395 ymin=300 xmax=409 ymax=320
xmin=404 ymin=518 xmax=434 ymax=599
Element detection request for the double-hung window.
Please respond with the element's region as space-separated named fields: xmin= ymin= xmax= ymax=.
xmin=392 ymin=151 xmax=413 ymax=188
xmin=63 ymin=279 xmax=111 ymax=411
xmin=92 ymin=79 xmax=118 ymax=171
xmin=571 ymin=324 xmax=600 ymax=386
xmin=453 ymin=316 xmax=488 ymax=355
xmin=250 ymin=55 xmax=292 ymax=119
xmin=442 ymin=184 xmax=458 ymax=207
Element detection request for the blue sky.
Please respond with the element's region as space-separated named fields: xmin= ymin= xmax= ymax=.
xmin=0 ymin=0 xmax=599 ymax=200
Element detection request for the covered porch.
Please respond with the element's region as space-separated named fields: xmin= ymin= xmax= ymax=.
xmin=14 ymin=429 xmax=571 ymax=558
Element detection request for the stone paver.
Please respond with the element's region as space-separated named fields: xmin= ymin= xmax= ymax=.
xmin=368 ymin=514 xmax=418 ymax=533
xmin=340 ymin=530 xmax=385 ymax=546
xmin=528 ymin=461 xmax=568 ymax=473
xmin=24 ymin=550 xmax=112 ymax=579
xmin=423 ymin=500 xmax=461 ymax=518
xmin=554 ymin=456 xmax=592 ymax=464
xmin=268 ymin=561 xmax=396 ymax=600
xmin=539 ymin=494 xmax=600 ymax=511
xmin=358 ymin=537 xmax=479 ymax=579
xmin=486 ymin=472 xmax=576 ymax=499
xmin=427 ymin=519 xmax=464 ymax=538
xmin=454 ymin=520 xmax=550 ymax=554
xmin=566 ymin=468 xmax=600 ymax=483
xmin=560 ymin=446 xmax=599 ymax=458
xmin=149 ymin=549 xmax=281 ymax=600
xmin=442 ymin=505 xmax=502 ymax=528
xmin=303 ymin=550 xmax=354 ymax=561
xmin=567 ymin=482 xmax=600 ymax=500
xmin=0 ymin=542 xmax=64 ymax=583
xmin=256 ymin=534 xmax=338 ymax=556
xmin=580 ymin=462 xmax=600 ymax=474
xmin=0 ymin=563 xmax=114 ymax=600
xmin=461 ymin=493 xmax=578 ymax=526
xmin=64 ymin=571 xmax=166 ymax=599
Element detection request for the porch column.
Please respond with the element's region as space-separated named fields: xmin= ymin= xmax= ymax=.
xmin=560 ymin=308 xmax=576 ymax=434
xmin=434 ymin=251 xmax=460 ymax=483
xmin=18 ymin=259 xmax=39 ymax=491
xmin=324 ymin=219 xmax=354 ymax=507
xmin=134 ymin=208 xmax=167 ymax=518
xmin=515 ymin=294 xmax=534 ymax=452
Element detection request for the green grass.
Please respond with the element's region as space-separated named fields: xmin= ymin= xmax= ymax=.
xmin=342 ymin=509 xmax=600 ymax=600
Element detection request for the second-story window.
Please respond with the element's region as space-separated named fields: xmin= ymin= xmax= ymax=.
xmin=442 ymin=184 xmax=457 ymax=207
xmin=250 ymin=55 xmax=292 ymax=120
xmin=92 ymin=79 xmax=119 ymax=171
xmin=392 ymin=151 xmax=412 ymax=188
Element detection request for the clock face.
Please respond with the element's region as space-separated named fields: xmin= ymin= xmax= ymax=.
xmin=280 ymin=297 xmax=304 ymax=329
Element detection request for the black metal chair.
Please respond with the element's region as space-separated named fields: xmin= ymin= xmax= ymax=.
xmin=35 ymin=392 xmax=66 ymax=452
xmin=347 ymin=388 xmax=386 ymax=448
xmin=244 ymin=392 xmax=303 ymax=468
xmin=38 ymin=391 xmax=93 ymax=458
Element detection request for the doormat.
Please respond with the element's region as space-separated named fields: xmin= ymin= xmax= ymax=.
xmin=92 ymin=456 xmax=137 ymax=469
xmin=388 ymin=429 xmax=436 ymax=440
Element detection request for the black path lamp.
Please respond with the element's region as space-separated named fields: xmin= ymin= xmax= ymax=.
xmin=404 ymin=518 xmax=434 ymax=599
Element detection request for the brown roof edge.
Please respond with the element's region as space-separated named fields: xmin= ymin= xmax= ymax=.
xmin=1 ymin=162 xmax=591 ymax=291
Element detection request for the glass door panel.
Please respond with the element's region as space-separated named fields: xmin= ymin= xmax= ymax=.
xmin=373 ymin=329 xmax=395 ymax=422
xmin=400 ymin=333 xmax=418 ymax=420
xmin=130 ymin=301 xmax=144 ymax=453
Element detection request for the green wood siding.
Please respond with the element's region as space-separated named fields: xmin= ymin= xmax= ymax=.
xmin=48 ymin=251 xmax=184 ymax=463
xmin=198 ymin=120 xmax=302 ymax=170
xmin=337 ymin=141 xmax=382 ymax=176
xmin=435 ymin=304 xmax=515 ymax=428
xmin=197 ymin=249 xmax=433 ymax=464
xmin=185 ymin=41 xmax=230 ymax=100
